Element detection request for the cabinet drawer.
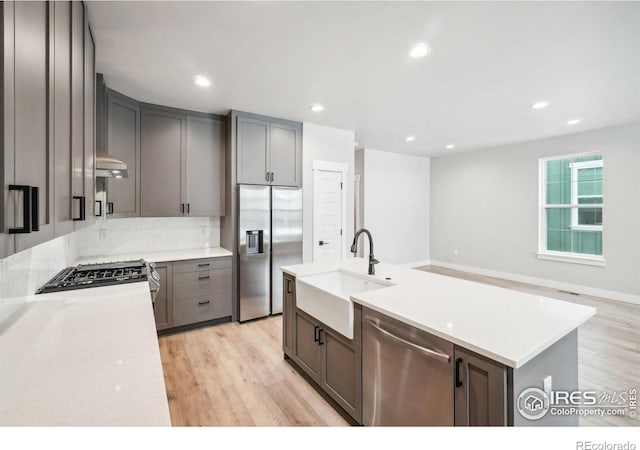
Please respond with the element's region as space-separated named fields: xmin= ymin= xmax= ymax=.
xmin=173 ymin=293 xmax=232 ymax=327
xmin=173 ymin=268 xmax=231 ymax=300
xmin=172 ymin=257 xmax=231 ymax=274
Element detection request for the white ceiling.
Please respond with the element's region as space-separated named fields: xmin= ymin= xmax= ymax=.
xmin=87 ymin=1 xmax=640 ymax=156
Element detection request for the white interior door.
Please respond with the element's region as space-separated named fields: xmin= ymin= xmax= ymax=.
xmin=313 ymin=169 xmax=344 ymax=262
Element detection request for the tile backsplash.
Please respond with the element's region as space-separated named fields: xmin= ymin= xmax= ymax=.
xmin=0 ymin=217 xmax=221 ymax=299
xmin=74 ymin=216 xmax=220 ymax=257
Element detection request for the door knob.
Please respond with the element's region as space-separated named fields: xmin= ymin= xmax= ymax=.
xmin=319 ymin=240 xmax=329 ymax=246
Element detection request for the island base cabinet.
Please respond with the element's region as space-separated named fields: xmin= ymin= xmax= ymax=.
xmin=289 ymin=297 xmax=362 ymax=423
xmin=321 ymin=327 xmax=361 ymax=421
xmin=293 ymin=311 xmax=322 ymax=383
xmin=454 ymin=347 xmax=508 ymax=426
xmin=282 ymin=274 xmax=295 ymax=357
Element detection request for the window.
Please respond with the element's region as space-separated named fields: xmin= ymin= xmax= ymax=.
xmin=538 ymin=153 xmax=605 ymax=266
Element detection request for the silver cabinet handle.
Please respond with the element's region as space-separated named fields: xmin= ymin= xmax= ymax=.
xmin=364 ymin=317 xmax=451 ymax=363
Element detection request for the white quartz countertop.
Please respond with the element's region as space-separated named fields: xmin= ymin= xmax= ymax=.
xmin=282 ymin=258 xmax=596 ymax=368
xmin=0 ymin=282 xmax=171 ymax=426
xmin=76 ymin=246 xmax=232 ymax=265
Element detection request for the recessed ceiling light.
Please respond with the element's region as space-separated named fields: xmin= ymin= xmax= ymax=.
xmin=567 ymin=119 xmax=582 ymax=125
xmin=405 ymin=136 xmax=416 ymax=142
xmin=531 ymin=101 xmax=550 ymax=110
xmin=193 ymin=75 xmax=211 ymax=87
xmin=409 ymin=43 xmax=431 ymax=59
xmin=112 ymin=170 xmax=121 ymax=174
xmin=310 ymin=104 xmax=324 ymax=112
xmin=446 ymin=144 xmax=455 ymax=150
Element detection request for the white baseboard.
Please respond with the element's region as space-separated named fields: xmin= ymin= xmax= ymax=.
xmin=428 ymin=260 xmax=640 ymax=306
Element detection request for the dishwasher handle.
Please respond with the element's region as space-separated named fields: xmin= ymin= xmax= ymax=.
xmin=365 ymin=317 xmax=451 ymax=363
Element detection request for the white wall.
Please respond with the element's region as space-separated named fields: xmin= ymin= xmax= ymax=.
xmin=302 ymin=123 xmax=355 ymax=263
xmin=356 ymin=149 xmax=430 ymax=265
xmin=430 ymin=122 xmax=640 ymax=298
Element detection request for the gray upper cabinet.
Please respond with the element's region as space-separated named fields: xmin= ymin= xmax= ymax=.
xmin=138 ymin=104 xmax=226 ymax=217
xmin=237 ymin=116 xmax=270 ymax=185
xmin=236 ymin=113 xmax=302 ymax=187
xmin=107 ymin=90 xmax=140 ymax=217
xmin=186 ymin=116 xmax=226 ymax=217
xmin=52 ymin=1 xmax=74 ymax=237
xmin=52 ymin=0 xmax=94 ymax=236
xmin=270 ymin=122 xmax=301 ymax=186
xmin=140 ymin=108 xmax=185 ymax=217
xmin=2 ymin=1 xmax=95 ymax=258
xmin=81 ymin=12 xmax=95 ymax=229
xmin=11 ymin=1 xmax=55 ymax=253
xmin=70 ymin=1 xmax=84 ymax=203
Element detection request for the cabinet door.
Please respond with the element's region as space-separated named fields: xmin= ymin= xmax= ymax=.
xmin=81 ymin=16 xmax=95 ymax=229
xmin=51 ymin=1 xmax=74 ymax=237
xmin=13 ymin=1 xmax=54 ymax=252
xmin=154 ymin=263 xmax=173 ymax=331
xmin=237 ymin=116 xmax=269 ymax=185
xmin=185 ymin=116 xmax=225 ymax=216
xmin=70 ymin=1 xmax=84 ymax=203
xmin=293 ymin=310 xmax=321 ymax=383
xmin=454 ymin=347 xmax=507 ymax=426
xmin=282 ymin=274 xmax=295 ymax=357
xmin=321 ymin=328 xmax=361 ymax=420
xmin=140 ymin=108 xmax=185 ymax=216
xmin=270 ymin=122 xmax=301 ymax=187
xmin=107 ymin=91 xmax=140 ymax=217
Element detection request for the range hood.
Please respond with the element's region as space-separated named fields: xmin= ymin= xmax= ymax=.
xmin=96 ymin=151 xmax=128 ymax=178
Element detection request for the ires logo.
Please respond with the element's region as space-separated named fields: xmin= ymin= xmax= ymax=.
xmin=517 ymin=387 xmax=635 ymax=421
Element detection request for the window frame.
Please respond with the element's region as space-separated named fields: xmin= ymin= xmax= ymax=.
xmin=569 ymin=159 xmax=603 ymax=231
xmin=537 ymin=152 xmax=606 ymax=267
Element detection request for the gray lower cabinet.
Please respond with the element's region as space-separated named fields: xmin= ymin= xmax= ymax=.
xmin=288 ymin=279 xmax=362 ymax=423
xmin=235 ymin=112 xmax=302 ymax=187
xmin=154 ymin=262 xmax=173 ymax=331
xmin=454 ymin=347 xmax=508 ymax=426
xmin=153 ymin=257 xmax=232 ymax=331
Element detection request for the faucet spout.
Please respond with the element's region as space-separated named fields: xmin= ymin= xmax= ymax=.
xmin=351 ymin=228 xmax=379 ymax=275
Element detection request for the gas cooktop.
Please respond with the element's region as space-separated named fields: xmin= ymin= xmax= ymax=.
xmin=36 ymin=260 xmax=151 ymax=294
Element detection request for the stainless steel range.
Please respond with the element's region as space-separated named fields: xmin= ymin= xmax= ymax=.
xmin=36 ymin=260 xmax=160 ymax=302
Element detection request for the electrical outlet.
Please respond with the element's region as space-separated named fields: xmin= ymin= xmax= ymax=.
xmin=543 ymin=375 xmax=552 ymax=396
xmin=99 ymin=229 xmax=107 ymax=239
xmin=453 ymin=249 xmax=459 ymax=256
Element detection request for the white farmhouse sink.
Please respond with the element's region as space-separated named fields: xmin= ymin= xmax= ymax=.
xmin=296 ymin=270 xmax=391 ymax=339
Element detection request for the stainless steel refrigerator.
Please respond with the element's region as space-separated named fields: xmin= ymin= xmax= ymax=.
xmin=238 ymin=185 xmax=302 ymax=322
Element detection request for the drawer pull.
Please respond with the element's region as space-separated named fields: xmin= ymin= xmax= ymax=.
xmin=198 ymin=263 xmax=210 ymax=267
xmin=198 ymin=300 xmax=210 ymax=305
xmin=198 ymin=275 xmax=210 ymax=280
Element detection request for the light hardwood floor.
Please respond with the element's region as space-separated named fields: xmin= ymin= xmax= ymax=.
xmin=159 ymin=316 xmax=349 ymax=426
xmin=159 ymin=266 xmax=639 ymax=427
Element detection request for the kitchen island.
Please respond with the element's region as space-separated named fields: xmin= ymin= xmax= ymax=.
xmin=0 ymin=282 xmax=170 ymax=426
xmin=281 ymin=258 xmax=596 ymax=426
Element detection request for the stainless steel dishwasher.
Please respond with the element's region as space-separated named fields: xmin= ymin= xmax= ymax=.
xmin=362 ymin=307 xmax=454 ymax=426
